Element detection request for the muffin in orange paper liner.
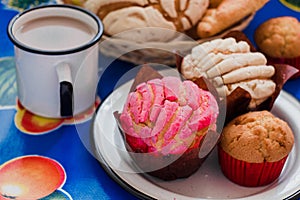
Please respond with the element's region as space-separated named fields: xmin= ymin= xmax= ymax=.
xmin=115 ymin=65 xmax=220 ymax=180
xmin=218 ymin=110 xmax=294 ymax=187
xmin=254 ymin=16 xmax=300 ymax=78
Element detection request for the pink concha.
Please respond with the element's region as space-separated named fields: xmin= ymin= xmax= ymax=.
xmin=120 ymin=76 xmax=218 ymax=154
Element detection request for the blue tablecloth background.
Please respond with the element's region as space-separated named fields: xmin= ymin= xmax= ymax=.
xmin=0 ymin=0 xmax=299 ymax=199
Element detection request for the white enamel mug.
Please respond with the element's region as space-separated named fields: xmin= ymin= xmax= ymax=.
xmin=7 ymin=5 xmax=103 ymax=118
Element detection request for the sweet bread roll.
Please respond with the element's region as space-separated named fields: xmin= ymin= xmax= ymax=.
xmin=181 ymin=37 xmax=276 ymax=109
xmin=255 ymin=16 xmax=300 ymax=58
xmin=197 ymin=0 xmax=269 ymax=38
xmin=84 ymin=0 xmax=209 ymax=41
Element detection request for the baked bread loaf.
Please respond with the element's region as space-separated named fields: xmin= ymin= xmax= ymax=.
xmin=254 ymin=16 xmax=300 ymax=78
xmin=180 ymin=37 xmax=276 ymax=109
xmin=255 ymin=16 xmax=300 ymax=58
xmin=197 ymin=0 xmax=269 ymax=38
xmin=218 ymin=110 xmax=294 ymax=186
xmin=84 ymin=0 xmax=209 ymax=41
xmin=59 ymin=0 xmax=266 ymax=43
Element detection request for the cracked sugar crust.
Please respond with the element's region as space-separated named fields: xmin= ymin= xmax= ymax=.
xmin=181 ymin=38 xmax=276 ymax=109
xmin=120 ymin=77 xmax=219 ymax=155
xmin=254 ymin=16 xmax=300 ymax=58
xmin=220 ymin=111 xmax=294 ymax=163
xmin=84 ymin=0 xmax=209 ymax=38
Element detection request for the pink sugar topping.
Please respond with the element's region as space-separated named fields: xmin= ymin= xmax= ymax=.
xmin=120 ymin=77 xmax=219 ymax=155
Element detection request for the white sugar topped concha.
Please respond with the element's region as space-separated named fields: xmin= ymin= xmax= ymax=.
xmin=181 ymin=37 xmax=276 ymax=109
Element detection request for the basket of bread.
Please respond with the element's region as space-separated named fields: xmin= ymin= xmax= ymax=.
xmin=59 ymin=0 xmax=269 ymax=65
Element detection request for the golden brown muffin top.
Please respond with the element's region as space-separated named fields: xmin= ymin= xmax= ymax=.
xmin=220 ymin=110 xmax=294 ymax=163
xmin=254 ymin=16 xmax=300 ymax=58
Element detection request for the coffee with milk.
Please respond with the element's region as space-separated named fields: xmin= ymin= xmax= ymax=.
xmin=15 ymin=16 xmax=96 ymax=51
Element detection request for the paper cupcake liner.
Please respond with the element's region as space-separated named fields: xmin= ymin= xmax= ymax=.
xmin=124 ymin=131 xmax=208 ymax=180
xmin=266 ymin=55 xmax=300 ymax=79
xmin=114 ymin=65 xmax=221 ymax=180
xmin=218 ymin=146 xmax=288 ymax=187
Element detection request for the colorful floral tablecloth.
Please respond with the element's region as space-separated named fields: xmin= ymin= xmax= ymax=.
xmin=0 ymin=0 xmax=299 ymax=199
xmin=0 ymin=1 xmax=140 ymax=199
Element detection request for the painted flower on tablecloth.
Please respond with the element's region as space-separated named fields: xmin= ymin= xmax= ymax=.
xmin=14 ymin=97 xmax=100 ymax=135
xmin=0 ymin=155 xmax=72 ymax=200
xmin=280 ymin=0 xmax=300 ymax=12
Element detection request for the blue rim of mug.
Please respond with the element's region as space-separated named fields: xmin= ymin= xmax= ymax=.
xmin=7 ymin=4 xmax=104 ymax=55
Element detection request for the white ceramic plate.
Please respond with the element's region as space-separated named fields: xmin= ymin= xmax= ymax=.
xmin=92 ymin=79 xmax=300 ymax=200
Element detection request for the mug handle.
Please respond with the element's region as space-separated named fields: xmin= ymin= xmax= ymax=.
xmin=56 ymin=63 xmax=73 ymax=117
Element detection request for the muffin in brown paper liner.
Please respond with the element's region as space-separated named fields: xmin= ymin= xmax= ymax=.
xmin=114 ymin=65 xmax=221 ymax=181
xmin=266 ymin=56 xmax=300 ymax=79
xmin=177 ymin=31 xmax=299 ymax=124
